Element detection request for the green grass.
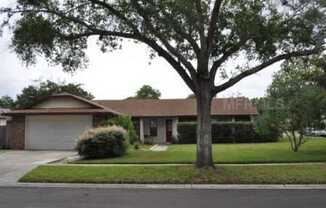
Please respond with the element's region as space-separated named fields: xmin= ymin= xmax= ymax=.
xmin=74 ymin=139 xmax=326 ymax=164
xmin=20 ymin=164 xmax=326 ymax=184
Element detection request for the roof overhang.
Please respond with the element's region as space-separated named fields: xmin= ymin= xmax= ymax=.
xmin=4 ymin=93 xmax=122 ymax=116
xmin=3 ymin=108 xmax=117 ymax=116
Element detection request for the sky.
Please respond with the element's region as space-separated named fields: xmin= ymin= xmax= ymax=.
xmin=0 ymin=2 xmax=280 ymax=100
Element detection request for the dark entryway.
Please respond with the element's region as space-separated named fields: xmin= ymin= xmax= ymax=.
xmin=166 ymin=119 xmax=172 ymax=143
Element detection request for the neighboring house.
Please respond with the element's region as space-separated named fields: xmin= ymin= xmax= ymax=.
xmin=4 ymin=93 xmax=258 ymax=150
xmin=0 ymin=108 xmax=9 ymax=126
xmin=0 ymin=108 xmax=9 ymax=148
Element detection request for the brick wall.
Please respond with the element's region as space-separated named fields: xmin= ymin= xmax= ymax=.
xmin=6 ymin=116 xmax=25 ymax=150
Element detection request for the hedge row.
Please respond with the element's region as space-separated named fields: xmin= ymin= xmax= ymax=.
xmin=177 ymin=122 xmax=278 ymax=144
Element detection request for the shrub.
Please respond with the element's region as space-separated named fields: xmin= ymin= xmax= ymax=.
xmin=171 ymin=135 xmax=179 ymax=144
xmin=107 ymin=115 xmax=138 ymax=144
xmin=134 ymin=144 xmax=140 ymax=150
xmin=76 ymin=126 xmax=128 ymax=159
xmin=177 ymin=123 xmax=197 ymax=144
xmin=177 ymin=122 xmax=279 ymax=144
xmin=254 ymin=114 xmax=281 ymax=142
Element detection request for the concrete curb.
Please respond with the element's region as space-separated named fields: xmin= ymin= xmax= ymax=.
xmin=53 ymin=162 xmax=326 ymax=166
xmin=1 ymin=183 xmax=326 ymax=190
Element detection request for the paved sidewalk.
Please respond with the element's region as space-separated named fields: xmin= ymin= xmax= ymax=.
xmin=150 ymin=144 xmax=168 ymax=152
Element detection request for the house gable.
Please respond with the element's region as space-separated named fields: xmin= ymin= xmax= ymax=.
xmin=33 ymin=97 xmax=93 ymax=109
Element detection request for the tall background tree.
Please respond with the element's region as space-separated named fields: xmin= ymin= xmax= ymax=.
xmin=15 ymin=80 xmax=94 ymax=109
xmin=0 ymin=96 xmax=15 ymax=109
xmin=255 ymin=60 xmax=326 ymax=152
xmin=127 ymin=85 xmax=161 ymax=99
xmin=1 ymin=0 xmax=325 ymax=167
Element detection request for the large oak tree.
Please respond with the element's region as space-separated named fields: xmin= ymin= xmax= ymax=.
xmin=1 ymin=0 xmax=325 ymax=167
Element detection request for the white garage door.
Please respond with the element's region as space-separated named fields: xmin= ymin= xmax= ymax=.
xmin=25 ymin=115 xmax=93 ymax=150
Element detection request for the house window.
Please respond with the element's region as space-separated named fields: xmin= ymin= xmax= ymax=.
xmin=149 ymin=119 xmax=158 ymax=137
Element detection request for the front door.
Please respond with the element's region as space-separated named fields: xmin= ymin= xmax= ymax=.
xmin=166 ymin=119 xmax=173 ymax=143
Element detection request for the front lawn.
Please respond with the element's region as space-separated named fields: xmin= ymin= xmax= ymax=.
xmin=20 ymin=164 xmax=326 ymax=184
xmin=74 ymin=139 xmax=326 ymax=164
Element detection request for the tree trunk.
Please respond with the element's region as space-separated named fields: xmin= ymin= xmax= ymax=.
xmin=196 ymin=79 xmax=214 ymax=168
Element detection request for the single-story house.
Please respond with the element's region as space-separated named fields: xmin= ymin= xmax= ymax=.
xmin=0 ymin=108 xmax=9 ymax=126
xmin=0 ymin=108 xmax=9 ymax=148
xmin=4 ymin=93 xmax=258 ymax=150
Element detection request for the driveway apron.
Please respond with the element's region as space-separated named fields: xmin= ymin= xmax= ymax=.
xmin=0 ymin=151 xmax=75 ymax=185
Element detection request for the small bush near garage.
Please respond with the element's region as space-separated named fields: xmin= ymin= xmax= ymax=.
xmin=76 ymin=126 xmax=128 ymax=159
xmin=107 ymin=115 xmax=138 ymax=144
xmin=177 ymin=122 xmax=278 ymax=144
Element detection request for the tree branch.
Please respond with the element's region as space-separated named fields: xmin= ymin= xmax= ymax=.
xmin=195 ymin=0 xmax=206 ymax=50
xmin=142 ymin=38 xmax=197 ymax=92
xmin=212 ymin=48 xmax=321 ymax=95
xmin=210 ymin=38 xmax=249 ymax=84
xmin=57 ymin=31 xmax=137 ymax=40
xmin=132 ymin=1 xmax=198 ymax=82
xmin=207 ymin=0 xmax=223 ymax=51
xmin=87 ymin=0 xmax=139 ymax=33
xmin=145 ymin=0 xmax=201 ymax=56
xmin=9 ymin=7 xmax=197 ymax=92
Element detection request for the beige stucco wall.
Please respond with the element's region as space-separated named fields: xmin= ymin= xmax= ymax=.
xmin=155 ymin=118 xmax=166 ymax=144
xmin=172 ymin=118 xmax=178 ymax=138
xmin=140 ymin=117 xmax=179 ymax=144
xmin=34 ymin=97 xmax=92 ymax=109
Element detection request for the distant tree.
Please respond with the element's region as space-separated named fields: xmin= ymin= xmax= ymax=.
xmin=128 ymin=85 xmax=161 ymax=100
xmin=1 ymin=0 xmax=325 ymax=167
xmin=268 ymin=61 xmax=326 ymax=152
xmin=0 ymin=96 xmax=15 ymax=108
xmin=16 ymin=80 xmax=94 ymax=108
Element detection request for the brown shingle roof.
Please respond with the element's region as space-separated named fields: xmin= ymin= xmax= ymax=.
xmin=95 ymin=97 xmax=258 ymax=117
xmin=4 ymin=108 xmax=116 ymax=115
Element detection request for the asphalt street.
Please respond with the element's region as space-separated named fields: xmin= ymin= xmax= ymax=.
xmin=0 ymin=187 xmax=325 ymax=208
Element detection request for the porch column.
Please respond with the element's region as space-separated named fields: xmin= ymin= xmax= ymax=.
xmin=139 ymin=118 xmax=144 ymax=143
xmin=172 ymin=118 xmax=178 ymax=138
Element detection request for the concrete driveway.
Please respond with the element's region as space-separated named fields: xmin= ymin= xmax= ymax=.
xmin=0 ymin=151 xmax=76 ymax=185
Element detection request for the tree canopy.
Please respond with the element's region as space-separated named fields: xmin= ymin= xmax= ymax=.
xmin=16 ymin=80 xmax=94 ymax=109
xmin=0 ymin=96 xmax=15 ymax=109
xmin=1 ymin=0 xmax=325 ymax=96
